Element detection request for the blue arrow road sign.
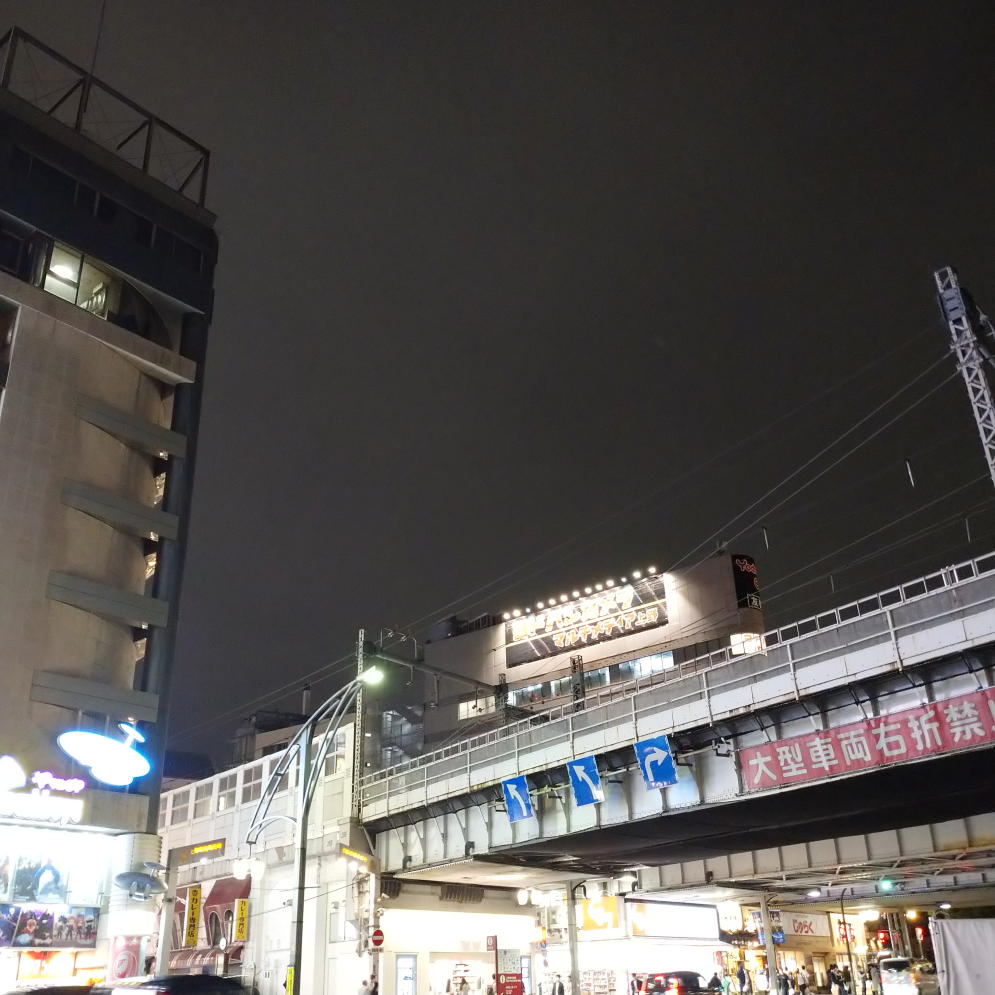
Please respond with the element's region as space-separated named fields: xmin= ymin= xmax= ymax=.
xmin=501 ymin=775 xmax=535 ymax=823
xmin=633 ymin=734 xmax=678 ymax=789
xmin=566 ymin=755 xmax=604 ymax=806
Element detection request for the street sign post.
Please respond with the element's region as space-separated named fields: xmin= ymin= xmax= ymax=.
xmin=566 ymin=755 xmax=604 ymax=805
xmin=501 ymin=775 xmax=534 ymax=823
xmin=371 ymin=928 xmax=384 ymax=948
xmin=633 ymin=735 xmax=678 ymax=789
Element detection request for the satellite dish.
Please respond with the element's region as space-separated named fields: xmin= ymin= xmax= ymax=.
xmin=113 ymin=870 xmax=167 ymax=901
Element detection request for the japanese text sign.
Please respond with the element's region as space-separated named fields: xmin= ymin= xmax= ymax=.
xmin=234 ymin=898 xmax=249 ymax=941
xmin=183 ymin=884 xmax=202 ymax=948
xmin=740 ymin=688 xmax=995 ymax=792
xmin=505 ymin=575 xmax=668 ymax=665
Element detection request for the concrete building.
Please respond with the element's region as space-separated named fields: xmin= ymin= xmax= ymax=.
xmin=0 ymin=27 xmax=216 ymax=986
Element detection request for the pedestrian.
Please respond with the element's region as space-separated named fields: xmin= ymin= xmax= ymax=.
xmin=736 ymin=964 xmax=747 ymax=995
xmin=777 ymin=971 xmax=789 ymax=995
xmin=754 ymin=968 xmax=768 ymax=994
xmin=460 ymin=980 xmax=470 ymax=995
xmin=796 ymin=967 xmax=808 ymax=995
xmin=487 ymin=976 xmax=496 ymax=995
xmin=360 ymin=980 xmax=370 ymax=995
xmin=371 ymin=979 xmax=379 ymax=995
xmin=720 ymin=973 xmax=733 ymax=995
xmin=552 ymin=975 xmax=566 ymax=995
xmin=707 ymin=974 xmax=722 ymax=992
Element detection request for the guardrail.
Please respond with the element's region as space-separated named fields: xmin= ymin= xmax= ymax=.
xmin=360 ymin=550 xmax=995 ymax=808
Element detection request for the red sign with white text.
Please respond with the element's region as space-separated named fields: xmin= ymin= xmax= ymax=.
xmin=740 ymin=688 xmax=995 ymax=791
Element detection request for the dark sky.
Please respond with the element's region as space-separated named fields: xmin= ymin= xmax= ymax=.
xmin=7 ymin=1 xmax=995 ymax=761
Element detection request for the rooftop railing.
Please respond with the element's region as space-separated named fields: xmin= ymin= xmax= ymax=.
xmin=0 ymin=27 xmax=210 ymax=206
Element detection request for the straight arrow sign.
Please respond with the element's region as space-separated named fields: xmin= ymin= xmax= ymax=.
xmin=501 ymin=775 xmax=535 ymax=823
xmin=566 ymin=755 xmax=604 ymax=806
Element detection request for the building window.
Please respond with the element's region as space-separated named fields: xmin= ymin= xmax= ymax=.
xmin=193 ymin=781 xmax=213 ymax=818
xmin=216 ymin=773 xmax=237 ymax=812
xmin=324 ymin=730 xmax=347 ymax=776
xmin=583 ymin=667 xmax=609 ymax=690
xmin=170 ymin=789 xmax=190 ymax=825
xmin=458 ymin=695 xmax=496 ymax=720
xmin=267 ymin=756 xmax=289 ymax=793
xmin=157 ymin=797 xmax=168 ymax=830
xmin=44 ymin=243 xmax=82 ymax=303
xmin=242 ymin=764 xmax=263 ymax=804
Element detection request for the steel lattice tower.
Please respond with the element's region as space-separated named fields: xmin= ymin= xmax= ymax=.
xmin=935 ymin=266 xmax=995 ymax=490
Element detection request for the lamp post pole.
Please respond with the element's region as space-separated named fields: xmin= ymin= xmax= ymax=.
xmin=246 ymin=667 xmax=383 ymax=995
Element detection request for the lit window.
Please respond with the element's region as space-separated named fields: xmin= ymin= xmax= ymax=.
xmin=193 ymin=781 xmax=213 ymax=818
xmin=730 ymin=632 xmax=765 ymax=656
xmin=216 ymin=773 xmax=237 ymax=812
xmin=241 ymin=764 xmax=263 ymax=804
xmin=458 ymin=695 xmax=496 ymax=720
xmin=170 ymin=789 xmax=190 ymax=824
xmin=77 ymin=258 xmax=112 ymax=318
xmin=44 ymin=244 xmax=81 ymax=303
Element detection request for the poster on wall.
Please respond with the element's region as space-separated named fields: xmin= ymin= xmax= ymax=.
xmin=12 ymin=907 xmax=55 ymax=946
xmin=0 ymin=853 xmax=12 ymax=901
xmin=0 ymin=905 xmax=21 ymax=946
xmin=11 ymin=853 xmax=69 ymax=903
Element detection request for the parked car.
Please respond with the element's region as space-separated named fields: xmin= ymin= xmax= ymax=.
xmin=91 ymin=978 xmax=248 ymax=994
xmin=638 ymin=973 xmax=712 ymax=994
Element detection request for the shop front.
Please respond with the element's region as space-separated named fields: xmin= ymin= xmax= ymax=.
xmin=746 ymin=908 xmax=835 ymax=990
xmin=0 ymin=820 xmax=112 ymax=989
xmin=541 ymin=897 xmax=726 ymax=995
xmin=378 ymin=899 xmax=535 ymax=995
xmin=169 ymin=874 xmax=252 ymax=978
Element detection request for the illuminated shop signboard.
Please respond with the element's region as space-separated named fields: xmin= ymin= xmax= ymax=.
xmin=732 ymin=553 xmax=761 ymax=610
xmin=0 ymin=757 xmax=85 ymax=826
xmin=505 ymin=575 xmax=668 ymax=666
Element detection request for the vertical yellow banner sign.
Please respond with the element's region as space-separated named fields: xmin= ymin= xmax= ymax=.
xmin=234 ymin=898 xmax=249 ymax=940
xmin=184 ymin=884 xmax=202 ymax=947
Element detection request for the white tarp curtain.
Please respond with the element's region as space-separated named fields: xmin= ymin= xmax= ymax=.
xmin=931 ymin=918 xmax=995 ymax=995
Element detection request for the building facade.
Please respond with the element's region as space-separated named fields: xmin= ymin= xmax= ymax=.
xmin=0 ymin=27 xmax=216 ymax=987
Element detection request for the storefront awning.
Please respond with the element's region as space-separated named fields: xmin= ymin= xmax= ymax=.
xmin=168 ymin=943 xmax=243 ymax=970
xmin=205 ymin=875 xmax=251 ymax=909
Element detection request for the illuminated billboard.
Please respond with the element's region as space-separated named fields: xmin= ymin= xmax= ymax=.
xmin=505 ymin=574 xmax=668 ymax=666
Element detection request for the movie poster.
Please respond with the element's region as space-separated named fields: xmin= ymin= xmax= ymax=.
xmin=0 ymin=905 xmax=21 ymax=947
xmin=11 ymin=854 xmax=69 ymax=903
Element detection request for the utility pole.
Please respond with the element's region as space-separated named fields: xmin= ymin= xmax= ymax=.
xmin=935 ymin=266 xmax=995 ymax=490
xmin=760 ymin=892 xmax=779 ymax=985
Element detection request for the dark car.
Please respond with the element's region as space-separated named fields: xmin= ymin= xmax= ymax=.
xmin=91 ymin=978 xmax=247 ymax=994
xmin=639 ymin=972 xmax=712 ymax=994
xmin=2 ymin=987 xmax=92 ymax=994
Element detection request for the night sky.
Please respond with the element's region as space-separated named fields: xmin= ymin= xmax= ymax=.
xmin=7 ymin=1 xmax=995 ymax=762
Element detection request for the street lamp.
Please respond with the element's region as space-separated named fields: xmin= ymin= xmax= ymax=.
xmin=245 ymin=667 xmax=383 ymax=995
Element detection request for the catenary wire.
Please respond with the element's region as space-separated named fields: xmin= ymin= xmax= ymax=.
xmin=666 ymin=354 xmax=953 ymax=573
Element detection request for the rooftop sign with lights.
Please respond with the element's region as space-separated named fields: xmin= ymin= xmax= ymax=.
xmin=505 ymin=573 xmax=668 ymax=666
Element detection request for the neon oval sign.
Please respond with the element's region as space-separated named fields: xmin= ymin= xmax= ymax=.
xmin=57 ymin=723 xmax=151 ymax=786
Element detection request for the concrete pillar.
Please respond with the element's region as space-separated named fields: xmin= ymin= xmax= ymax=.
xmin=106 ymin=832 xmax=162 ymax=979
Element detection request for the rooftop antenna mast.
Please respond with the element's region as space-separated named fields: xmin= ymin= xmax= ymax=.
xmin=935 ymin=266 xmax=995 ymax=491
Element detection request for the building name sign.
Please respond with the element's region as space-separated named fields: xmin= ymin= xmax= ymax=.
xmin=505 ymin=575 xmax=668 ymax=665
xmin=740 ymin=687 xmax=995 ymax=791
xmin=0 ymin=755 xmax=86 ymax=825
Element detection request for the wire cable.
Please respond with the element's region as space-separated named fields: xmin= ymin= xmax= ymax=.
xmin=668 ymin=361 xmax=956 ymax=573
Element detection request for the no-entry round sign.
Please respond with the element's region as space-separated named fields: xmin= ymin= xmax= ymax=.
xmin=371 ymin=928 xmax=385 ymax=948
